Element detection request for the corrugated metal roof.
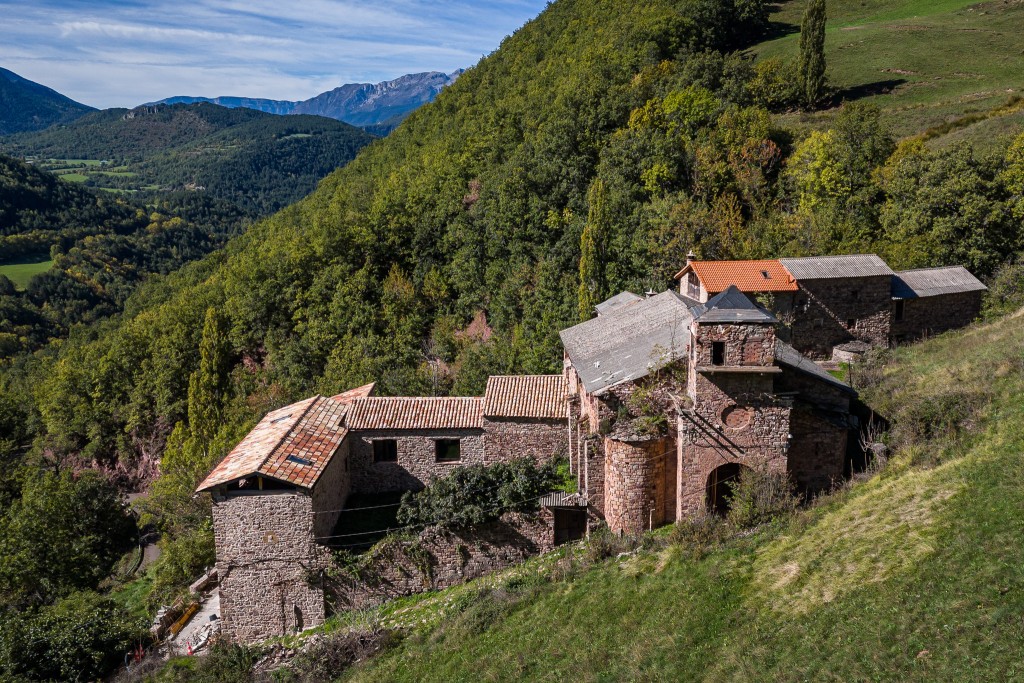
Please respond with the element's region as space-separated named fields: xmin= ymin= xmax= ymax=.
xmin=560 ymin=290 xmax=695 ymax=395
xmin=347 ymin=397 xmax=484 ymax=430
xmin=540 ymin=491 xmax=588 ymax=508
xmin=891 ymin=266 xmax=987 ymax=299
xmin=780 ymin=254 xmax=894 ymax=280
xmin=691 ymin=286 xmax=778 ymax=324
xmin=595 ymin=291 xmax=643 ymax=315
xmin=484 ymin=375 xmax=567 ymax=419
xmin=774 ymin=342 xmax=856 ymax=395
xmin=196 ymin=383 xmax=376 ymax=492
xmin=675 ymin=260 xmax=798 ymax=293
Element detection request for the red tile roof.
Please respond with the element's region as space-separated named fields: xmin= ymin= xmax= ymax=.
xmin=346 ymin=397 xmax=484 ymax=431
xmin=483 ymin=375 xmax=566 ymax=419
xmin=195 ymin=383 xmax=375 ymax=492
xmin=674 ymin=260 xmax=798 ymax=294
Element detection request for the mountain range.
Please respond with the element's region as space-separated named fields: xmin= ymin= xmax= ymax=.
xmin=151 ymin=69 xmax=464 ymax=134
xmin=0 ymin=67 xmax=94 ymax=135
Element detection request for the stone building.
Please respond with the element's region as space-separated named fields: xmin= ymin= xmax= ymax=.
xmin=197 ymin=254 xmax=983 ymax=643
xmin=676 ymin=254 xmax=986 ymax=359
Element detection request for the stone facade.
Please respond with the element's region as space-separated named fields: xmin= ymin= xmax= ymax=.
xmin=211 ymin=492 xmax=328 ymax=643
xmin=891 ymin=290 xmax=983 ymax=343
xmin=482 ymin=417 xmax=566 ymax=464
xmin=789 ymin=275 xmax=893 ymax=359
xmin=349 ymin=429 xmax=485 ymax=494
xmin=603 ymin=436 xmax=676 ymax=533
xmin=329 ymin=511 xmax=555 ymax=611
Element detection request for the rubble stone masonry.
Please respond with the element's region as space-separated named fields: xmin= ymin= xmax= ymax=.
xmin=891 ymin=290 xmax=982 ymax=342
xmin=212 ymin=491 xmax=328 ymax=642
xmin=604 ymin=436 xmax=676 ymax=534
xmin=482 ymin=417 xmax=566 ymax=464
xmin=789 ymin=276 xmax=892 ymax=358
xmin=349 ymin=429 xmax=485 ymax=494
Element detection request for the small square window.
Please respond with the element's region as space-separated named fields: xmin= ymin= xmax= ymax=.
xmin=711 ymin=341 xmax=726 ymax=366
xmin=847 ymin=319 xmax=857 ymax=329
xmin=435 ymin=439 xmax=462 ymax=463
xmin=851 ymin=290 xmax=860 ymax=300
xmin=373 ymin=439 xmax=398 ymax=463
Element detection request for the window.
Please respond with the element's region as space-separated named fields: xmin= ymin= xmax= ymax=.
xmin=847 ymin=319 xmax=857 ymax=329
xmin=894 ymin=300 xmax=905 ymax=322
xmin=435 ymin=439 xmax=462 ymax=463
xmin=373 ymin=439 xmax=398 ymax=463
xmin=851 ymin=289 xmax=860 ymax=300
xmin=761 ymin=270 xmax=771 ymax=280
xmin=711 ymin=341 xmax=726 ymax=366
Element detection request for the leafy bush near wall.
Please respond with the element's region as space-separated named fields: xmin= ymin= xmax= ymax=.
xmin=396 ymin=458 xmax=565 ymax=529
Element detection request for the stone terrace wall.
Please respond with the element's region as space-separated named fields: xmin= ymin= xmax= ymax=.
xmin=212 ymin=492 xmax=328 ymax=642
xmin=891 ymin=291 xmax=982 ymax=342
xmin=349 ymin=429 xmax=485 ymax=495
xmin=329 ymin=511 xmax=555 ymax=611
xmin=790 ymin=275 xmax=892 ymax=358
xmin=483 ymin=417 xmax=567 ymax=464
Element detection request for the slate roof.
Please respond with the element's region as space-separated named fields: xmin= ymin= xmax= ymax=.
xmin=595 ymin=291 xmax=643 ymax=316
xmin=691 ymin=285 xmax=778 ymax=324
xmin=774 ymin=342 xmax=856 ymax=395
xmin=780 ymin=254 xmax=894 ymax=280
xmin=891 ymin=266 xmax=987 ymax=299
xmin=674 ymin=260 xmax=798 ymax=293
xmin=346 ymin=397 xmax=484 ymax=430
xmin=196 ymin=383 xmax=375 ymax=492
xmin=484 ymin=375 xmax=567 ymax=419
xmin=559 ymin=290 xmax=695 ymax=395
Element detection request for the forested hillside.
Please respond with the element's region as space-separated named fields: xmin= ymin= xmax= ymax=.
xmin=1 ymin=103 xmax=375 ymax=215
xmin=0 ymin=67 xmax=94 ymax=135
xmin=2 ymin=0 xmax=1024 ymax=678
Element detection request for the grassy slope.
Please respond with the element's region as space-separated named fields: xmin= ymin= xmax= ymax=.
xmin=336 ymin=309 xmax=1024 ymax=682
xmin=0 ymin=259 xmax=54 ymax=288
xmin=756 ymin=0 xmax=1024 ymax=148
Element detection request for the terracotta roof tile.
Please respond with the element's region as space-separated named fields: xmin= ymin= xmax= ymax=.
xmin=675 ymin=260 xmax=798 ymax=293
xmin=483 ymin=375 xmax=567 ymax=419
xmin=347 ymin=397 xmax=484 ymax=430
xmin=196 ymin=383 xmax=375 ymax=492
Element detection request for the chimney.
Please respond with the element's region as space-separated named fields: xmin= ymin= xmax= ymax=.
xmin=686 ymin=250 xmax=697 ymax=264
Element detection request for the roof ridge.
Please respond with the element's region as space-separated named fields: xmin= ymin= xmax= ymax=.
xmin=258 ymin=395 xmax=323 ymax=474
xmin=895 ymin=264 xmax=966 ymax=273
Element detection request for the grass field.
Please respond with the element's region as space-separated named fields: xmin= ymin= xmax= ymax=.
xmin=0 ymin=259 xmax=54 ymax=288
xmin=309 ymin=309 xmax=1024 ymax=682
xmin=756 ymin=0 xmax=1024 ymax=144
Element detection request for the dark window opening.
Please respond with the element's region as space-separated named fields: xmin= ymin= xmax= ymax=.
xmin=711 ymin=341 xmax=726 ymax=366
xmin=851 ymin=290 xmax=860 ymax=300
xmin=373 ymin=439 xmax=398 ymax=463
xmin=847 ymin=319 xmax=857 ymax=329
xmin=761 ymin=270 xmax=771 ymax=279
xmin=894 ymin=300 xmax=905 ymax=322
xmin=435 ymin=439 xmax=462 ymax=463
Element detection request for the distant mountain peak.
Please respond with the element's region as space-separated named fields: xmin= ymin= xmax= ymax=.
xmin=149 ymin=69 xmax=464 ymax=134
xmin=0 ymin=66 xmax=94 ymax=135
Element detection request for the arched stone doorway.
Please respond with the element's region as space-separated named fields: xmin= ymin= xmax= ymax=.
xmin=705 ymin=463 xmax=748 ymax=515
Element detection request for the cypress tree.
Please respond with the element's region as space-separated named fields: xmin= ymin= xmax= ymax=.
xmin=578 ymin=179 xmax=608 ymax=321
xmin=798 ymin=0 xmax=827 ymax=108
xmin=187 ymin=307 xmax=231 ymax=452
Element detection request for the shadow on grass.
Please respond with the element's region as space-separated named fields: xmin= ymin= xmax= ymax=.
xmin=833 ymin=78 xmax=908 ymax=103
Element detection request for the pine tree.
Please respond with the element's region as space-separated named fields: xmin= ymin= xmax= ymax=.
xmin=798 ymin=0 xmax=827 ymax=108
xmin=187 ymin=307 xmax=231 ymax=453
xmin=578 ymin=179 xmax=608 ymax=321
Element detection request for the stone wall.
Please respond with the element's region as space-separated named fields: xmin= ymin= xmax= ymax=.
xmin=891 ymin=291 xmax=982 ymax=342
xmin=329 ymin=511 xmax=555 ymax=611
xmin=349 ymin=429 xmax=485 ymax=495
xmin=211 ymin=491 xmax=328 ymax=643
xmin=691 ymin=322 xmax=777 ymax=368
xmin=603 ymin=436 xmax=676 ymax=534
xmin=789 ymin=275 xmax=892 ymax=358
xmin=786 ymin=405 xmax=848 ymax=494
xmin=311 ymin=440 xmax=351 ymax=539
xmin=482 ymin=417 xmax=567 ymax=464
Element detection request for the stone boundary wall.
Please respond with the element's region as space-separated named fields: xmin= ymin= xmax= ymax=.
xmin=212 ymin=491 xmax=329 ymax=643
xmin=328 ymin=511 xmax=555 ymax=611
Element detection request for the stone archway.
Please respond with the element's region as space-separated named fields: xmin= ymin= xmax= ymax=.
xmin=705 ymin=462 xmax=748 ymax=515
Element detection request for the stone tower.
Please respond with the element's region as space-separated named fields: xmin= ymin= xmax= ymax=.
xmin=677 ymin=286 xmax=793 ymax=517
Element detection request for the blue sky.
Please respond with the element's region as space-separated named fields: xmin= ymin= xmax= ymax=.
xmin=0 ymin=0 xmax=548 ymax=109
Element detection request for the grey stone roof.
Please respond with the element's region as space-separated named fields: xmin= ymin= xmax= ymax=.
xmin=780 ymin=254 xmax=894 ymax=280
xmin=595 ymin=291 xmax=643 ymax=316
xmin=891 ymin=266 xmax=987 ymax=299
xmin=691 ymin=285 xmax=777 ymax=324
xmin=774 ymin=341 xmax=856 ymax=395
xmin=560 ymin=290 xmax=695 ymax=395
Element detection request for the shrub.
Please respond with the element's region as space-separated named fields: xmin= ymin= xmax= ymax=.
xmin=982 ymin=257 xmax=1024 ymax=319
xmin=666 ymin=510 xmax=730 ymax=557
xmin=278 ymin=628 xmax=401 ymax=682
xmin=396 ymin=458 xmax=564 ymax=529
xmin=725 ymin=467 xmax=800 ymax=529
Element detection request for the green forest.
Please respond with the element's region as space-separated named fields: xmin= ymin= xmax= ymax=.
xmin=2 ymin=0 xmax=1024 ymax=678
